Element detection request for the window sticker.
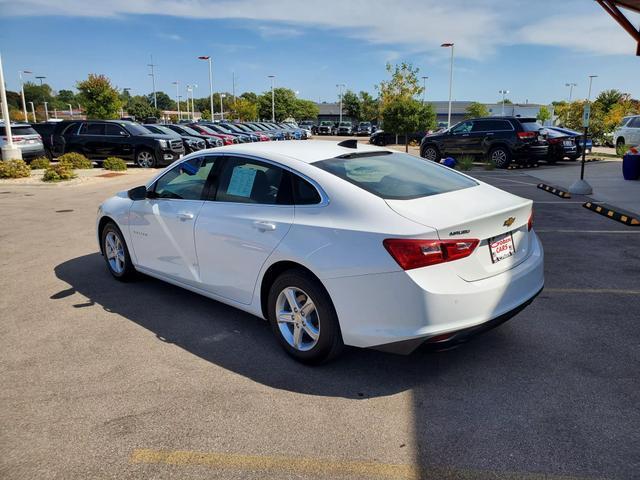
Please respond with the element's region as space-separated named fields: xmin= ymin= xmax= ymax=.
xmin=227 ymin=166 xmax=257 ymax=197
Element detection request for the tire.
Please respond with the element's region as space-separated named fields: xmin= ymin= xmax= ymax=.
xmin=135 ymin=148 xmax=157 ymax=168
xmin=422 ymin=145 xmax=441 ymax=162
xmin=568 ymin=154 xmax=580 ymax=161
xmin=100 ymin=222 xmax=136 ymax=281
xmin=488 ymin=146 xmax=512 ymax=169
xmin=267 ymin=269 xmax=343 ymax=364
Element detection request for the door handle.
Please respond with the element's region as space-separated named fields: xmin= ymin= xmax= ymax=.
xmin=177 ymin=212 xmax=195 ymax=221
xmin=462 ymin=134 xmax=469 ymax=137
xmin=253 ymin=221 xmax=276 ymax=231
xmin=485 ymin=132 xmax=494 ymax=136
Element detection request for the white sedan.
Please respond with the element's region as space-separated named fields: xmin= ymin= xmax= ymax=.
xmin=97 ymin=140 xmax=544 ymax=363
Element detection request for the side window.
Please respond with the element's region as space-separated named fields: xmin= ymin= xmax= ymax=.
xmin=292 ymin=174 xmax=321 ymax=205
xmin=79 ymin=123 xmax=105 ymax=135
xmin=451 ymin=121 xmax=472 ymax=134
xmin=153 ymin=156 xmax=217 ymax=200
xmin=216 ymin=157 xmax=286 ymax=205
xmin=629 ymin=117 xmax=640 ymax=128
xmin=105 ymin=124 xmax=127 ymax=136
xmin=471 ymin=121 xmax=490 ymax=132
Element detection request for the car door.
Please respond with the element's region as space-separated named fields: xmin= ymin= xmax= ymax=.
xmin=78 ymin=122 xmax=107 ymax=158
xmin=444 ymin=120 xmax=473 ymax=154
xmin=104 ymin=123 xmax=134 ymax=159
xmin=128 ymin=156 xmax=218 ymax=285
xmin=194 ymin=155 xmax=295 ymax=305
xmin=628 ymin=117 xmax=640 ymax=145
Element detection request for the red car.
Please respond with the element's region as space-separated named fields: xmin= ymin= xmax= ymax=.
xmin=187 ymin=123 xmax=237 ymax=145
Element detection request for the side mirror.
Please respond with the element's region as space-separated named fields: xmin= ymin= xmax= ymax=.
xmin=128 ymin=185 xmax=148 ymax=201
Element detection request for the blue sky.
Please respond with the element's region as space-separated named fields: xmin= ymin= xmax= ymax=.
xmin=1 ymin=0 xmax=639 ymax=104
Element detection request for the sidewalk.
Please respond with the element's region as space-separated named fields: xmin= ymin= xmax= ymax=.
xmin=528 ymin=159 xmax=640 ymax=215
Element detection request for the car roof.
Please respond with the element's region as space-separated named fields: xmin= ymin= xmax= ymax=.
xmin=212 ymin=140 xmax=389 ymax=164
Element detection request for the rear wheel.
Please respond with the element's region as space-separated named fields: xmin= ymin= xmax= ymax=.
xmin=267 ymin=270 xmax=343 ymax=364
xmin=136 ymin=149 xmax=157 ymax=168
xmin=489 ymin=146 xmax=512 ymax=168
xmin=101 ymin=222 xmax=136 ymax=281
xmin=422 ymin=145 xmax=441 ymax=162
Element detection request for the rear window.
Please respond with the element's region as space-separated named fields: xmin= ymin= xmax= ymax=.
xmin=314 ymin=152 xmax=477 ymax=200
xmin=519 ymin=119 xmax=543 ymax=132
xmin=0 ymin=126 xmax=38 ymax=136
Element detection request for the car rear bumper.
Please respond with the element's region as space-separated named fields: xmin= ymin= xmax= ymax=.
xmin=515 ymin=144 xmax=548 ymax=161
xmin=323 ymin=232 xmax=544 ymax=353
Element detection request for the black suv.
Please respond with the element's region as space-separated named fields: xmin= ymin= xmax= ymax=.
xmin=51 ymin=120 xmax=184 ymax=168
xmin=420 ymin=117 xmax=548 ymax=168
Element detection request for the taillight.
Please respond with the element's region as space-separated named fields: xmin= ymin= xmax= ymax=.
xmin=517 ymin=131 xmax=536 ymax=139
xmin=528 ymin=210 xmax=534 ymax=231
xmin=383 ymin=238 xmax=479 ymax=270
xmin=547 ymin=137 xmax=561 ymax=144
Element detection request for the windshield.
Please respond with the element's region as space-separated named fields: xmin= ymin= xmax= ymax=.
xmin=339 ymin=122 xmax=351 ymax=127
xmin=320 ymin=121 xmax=333 ymax=126
xmin=180 ymin=126 xmax=201 ymax=136
xmin=314 ymin=152 xmax=477 ymax=200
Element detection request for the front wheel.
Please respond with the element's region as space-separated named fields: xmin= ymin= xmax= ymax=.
xmin=135 ymin=149 xmax=157 ymax=168
xmin=267 ymin=270 xmax=343 ymax=364
xmin=422 ymin=145 xmax=441 ymax=162
xmin=489 ymin=146 xmax=512 ymax=168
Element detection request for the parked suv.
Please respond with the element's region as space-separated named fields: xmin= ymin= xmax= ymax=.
xmin=420 ymin=117 xmax=549 ymax=168
xmin=0 ymin=122 xmax=46 ymax=162
xmin=613 ymin=115 xmax=640 ymax=152
xmin=51 ymin=120 xmax=184 ymax=167
xmin=317 ymin=121 xmax=335 ymax=135
xmin=336 ymin=121 xmax=353 ymax=135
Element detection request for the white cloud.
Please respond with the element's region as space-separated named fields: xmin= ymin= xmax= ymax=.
xmin=2 ymin=0 xmax=637 ymax=58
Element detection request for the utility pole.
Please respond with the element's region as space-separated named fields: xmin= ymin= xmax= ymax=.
xmin=148 ymin=55 xmax=157 ymax=109
xmin=19 ymin=70 xmax=32 ymax=122
xmin=441 ymin=42 xmax=455 ymax=128
xmin=569 ymin=75 xmax=597 ymax=195
xmin=268 ymin=75 xmax=275 ymax=122
xmin=336 ymin=83 xmax=345 ymax=124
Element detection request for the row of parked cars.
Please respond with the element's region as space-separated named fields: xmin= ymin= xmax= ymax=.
xmin=0 ymin=119 xmax=312 ymax=168
xmin=304 ymin=120 xmax=376 ymax=137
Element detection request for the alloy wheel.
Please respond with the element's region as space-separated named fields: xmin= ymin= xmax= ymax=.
xmin=104 ymin=231 xmax=125 ymax=274
xmin=275 ymin=287 xmax=320 ymax=351
xmin=424 ymin=147 xmax=438 ymax=161
xmin=491 ymin=148 xmax=508 ymax=167
xmin=136 ymin=151 xmax=154 ymax=168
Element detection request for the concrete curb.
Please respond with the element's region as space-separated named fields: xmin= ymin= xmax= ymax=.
xmin=537 ymin=183 xmax=572 ymax=199
xmin=583 ymin=202 xmax=640 ymax=226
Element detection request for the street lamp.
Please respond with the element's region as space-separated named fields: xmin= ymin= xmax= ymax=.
xmin=268 ymin=75 xmax=275 ymax=122
xmin=569 ymin=74 xmax=598 ymax=195
xmin=220 ymin=93 xmax=226 ymax=121
xmin=441 ymin=42 xmax=454 ymax=128
xmin=148 ymin=55 xmax=157 ymax=109
xmin=565 ymin=82 xmax=577 ymax=102
xmin=172 ymin=81 xmax=180 ymax=120
xmin=336 ymin=83 xmax=345 ymax=124
xmin=186 ymin=84 xmax=197 ymax=121
xmin=35 ymin=75 xmax=46 ymax=86
xmin=1 ymin=54 xmax=22 ymax=160
xmin=121 ymin=88 xmax=131 ymax=118
xmin=19 ymin=70 xmax=32 ymax=122
xmin=28 ymin=101 xmax=36 ymax=123
xmin=198 ymin=56 xmax=214 ymax=121
xmin=421 ymin=76 xmax=428 ymax=104
xmin=498 ymin=89 xmax=510 ymax=116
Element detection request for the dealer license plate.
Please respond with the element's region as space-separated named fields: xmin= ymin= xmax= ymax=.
xmin=563 ymin=140 xmax=573 ymax=147
xmin=489 ymin=232 xmax=515 ymax=263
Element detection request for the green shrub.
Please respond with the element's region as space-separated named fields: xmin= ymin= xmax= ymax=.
xmin=30 ymin=157 xmax=51 ymax=170
xmin=42 ymin=164 xmax=77 ymax=182
xmin=0 ymin=159 xmax=31 ymax=178
xmin=58 ymin=152 xmax=93 ymax=169
xmin=456 ymin=155 xmax=475 ymax=171
xmin=103 ymin=157 xmax=127 ymax=171
xmin=616 ymin=143 xmax=632 ymax=157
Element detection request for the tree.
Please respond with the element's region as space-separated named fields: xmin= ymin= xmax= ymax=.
xmin=257 ymin=88 xmax=297 ymax=121
xmin=378 ymin=63 xmax=424 ymax=110
xmin=465 ymin=102 xmax=489 ymax=119
xmin=148 ymin=91 xmax=175 ymax=110
xmin=240 ymin=92 xmax=258 ymax=104
xmin=23 ymin=82 xmax=54 ymax=105
xmin=382 ymin=98 xmax=435 ymax=152
xmin=200 ymin=109 xmax=211 ymax=121
xmin=342 ymin=90 xmax=361 ymax=121
xmin=292 ymin=99 xmax=319 ymax=120
xmin=497 ymin=98 xmax=512 ymax=104
xmin=595 ymin=89 xmax=624 ymax=113
xmin=5 ymin=91 xmax=21 ymax=109
xmin=57 ymin=89 xmax=76 ymax=105
xmin=126 ymin=95 xmax=159 ymax=120
xmin=536 ymin=105 xmax=552 ymax=124
xmin=76 ymin=74 xmax=122 ymax=119
xmin=359 ymin=91 xmax=379 ymax=122
xmin=231 ymin=97 xmax=258 ymax=121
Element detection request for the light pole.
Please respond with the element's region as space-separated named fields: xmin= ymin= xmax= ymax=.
xmin=43 ymin=101 xmax=49 ymax=121
xmin=148 ymin=55 xmax=157 ymax=109
xmin=28 ymin=101 xmax=36 ymax=123
xmin=336 ymin=83 xmax=345 ymax=124
xmin=565 ymin=82 xmax=577 ymax=102
xmin=421 ymin=76 xmax=428 ymax=104
xmin=35 ymin=75 xmax=46 ymax=86
xmin=121 ymin=88 xmax=131 ymax=118
xmin=19 ymin=70 xmax=32 ymax=122
xmin=441 ymin=43 xmax=454 ymax=128
xmin=53 ymin=108 xmax=57 ymax=119
xmin=569 ymin=75 xmax=598 ymax=195
xmin=198 ymin=56 xmax=214 ymax=121
xmin=1 ymin=54 xmax=22 ymax=160
xmin=220 ymin=93 xmax=226 ymax=121
xmin=268 ymin=75 xmax=275 ymax=122
xmin=67 ymin=103 xmax=73 ymax=119
xmin=172 ymin=81 xmax=180 ymax=120
xmin=499 ymin=89 xmax=510 ymax=116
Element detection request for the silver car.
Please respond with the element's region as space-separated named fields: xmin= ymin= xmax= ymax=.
xmin=0 ymin=122 xmax=46 ymax=161
xmin=613 ymin=115 xmax=640 ymax=151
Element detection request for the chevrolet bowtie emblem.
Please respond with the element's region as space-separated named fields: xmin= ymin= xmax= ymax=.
xmin=503 ymin=217 xmax=516 ymax=227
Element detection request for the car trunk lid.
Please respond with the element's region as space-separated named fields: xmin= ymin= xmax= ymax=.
xmin=385 ymin=184 xmax=533 ymax=281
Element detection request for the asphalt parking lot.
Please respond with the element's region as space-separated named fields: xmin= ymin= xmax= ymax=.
xmin=1 ymin=163 xmax=639 ymax=480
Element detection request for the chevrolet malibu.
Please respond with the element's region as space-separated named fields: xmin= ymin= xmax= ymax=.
xmin=97 ymin=140 xmax=544 ymax=363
